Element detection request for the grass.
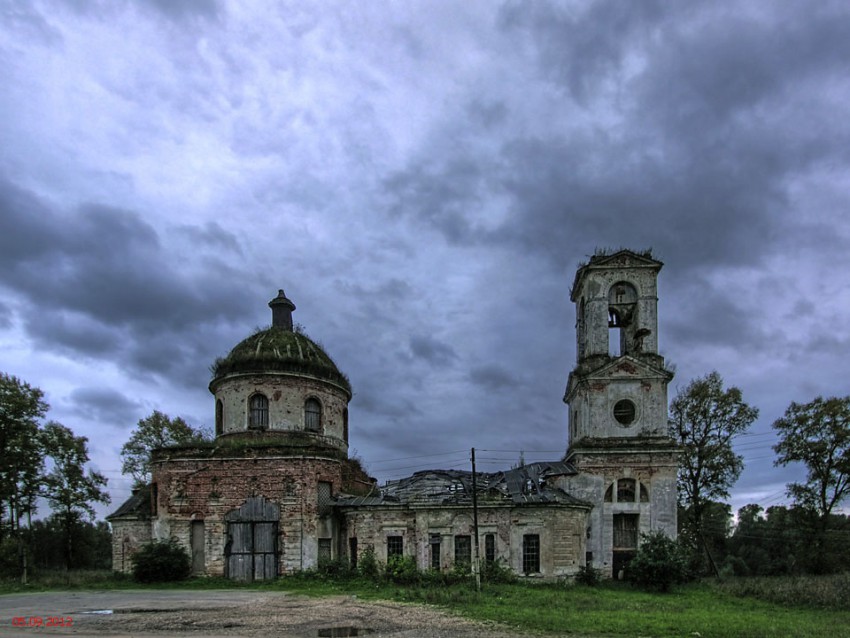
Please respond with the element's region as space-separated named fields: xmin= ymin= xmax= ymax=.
xmin=2 ymin=571 xmax=849 ymax=637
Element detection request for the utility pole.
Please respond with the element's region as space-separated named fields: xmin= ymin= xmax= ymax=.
xmin=471 ymin=447 xmax=481 ymax=592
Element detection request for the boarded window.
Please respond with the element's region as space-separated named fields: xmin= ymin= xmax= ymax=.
xmin=617 ymin=479 xmax=636 ymax=503
xmin=317 ymin=481 xmax=333 ymax=516
xmin=249 ymin=394 xmax=269 ymax=430
xmin=429 ymin=534 xmax=441 ymax=570
xmin=613 ymin=514 xmax=638 ymax=550
xmin=454 ymin=535 xmax=471 ymax=568
xmin=318 ymin=538 xmax=331 ymax=563
xmin=305 ymin=398 xmax=321 ymax=431
xmin=485 ymin=534 xmax=495 ymax=563
xmin=387 ymin=536 xmax=403 ymax=558
xmin=522 ymin=534 xmax=540 ymax=574
xmin=349 ymin=537 xmax=358 ymax=569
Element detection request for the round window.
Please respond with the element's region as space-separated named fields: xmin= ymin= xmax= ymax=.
xmin=613 ymin=399 xmax=636 ymax=426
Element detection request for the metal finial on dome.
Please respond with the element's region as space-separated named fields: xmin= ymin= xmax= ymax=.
xmin=269 ymin=289 xmax=296 ymax=330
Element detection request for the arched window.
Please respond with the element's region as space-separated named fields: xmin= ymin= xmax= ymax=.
xmin=248 ymin=394 xmax=268 ymax=430
xmin=343 ymin=407 xmax=349 ymax=444
xmin=215 ymin=400 xmax=223 ymax=436
xmin=604 ymin=484 xmax=614 ymax=503
xmin=617 ymin=478 xmax=636 ymax=503
xmin=639 ymin=483 xmax=650 ymax=503
xmin=305 ymin=398 xmax=322 ymax=432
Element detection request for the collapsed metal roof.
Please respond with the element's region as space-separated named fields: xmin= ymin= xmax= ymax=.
xmin=335 ymin=461 xmax=589 ymax=509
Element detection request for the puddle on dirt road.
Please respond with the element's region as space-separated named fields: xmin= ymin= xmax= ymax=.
xmin=81 ymin=610 xmax=113 ymax=615
xmin=317 ymin=628 xmax=373 ymax=637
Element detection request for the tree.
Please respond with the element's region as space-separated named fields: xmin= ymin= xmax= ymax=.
xmin=41 ymin=422 xmax=110 ymax=570
xmin=121 ymin=410 xmax=205 ymax=486
xmin=670 ymin=371 xmax=758 ymax=561
xmin=0 ymin=373 xmax=48 ymax=540
xmin=773 ymin=396 xmax=850 ymax=572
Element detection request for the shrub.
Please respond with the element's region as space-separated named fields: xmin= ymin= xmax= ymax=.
xmin=626 ymin=531 xmax=689 ymax=592
xmin=357 ymin=545 xmax=380 ymax=581
xmin=574 ymin=564 xmax=603 ymax=586
xmin=481 ymin=559 xmax=517 ymax=584
xmin=385 ymin=555 xmax=419 ymax=585
xmin=131 ymin=539 xmax=191 ymax=583
xmin=317 ymin=556 xmax=352 ymax=580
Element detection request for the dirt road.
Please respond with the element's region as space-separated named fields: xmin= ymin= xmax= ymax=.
xmin=0 ymin=590 xmax=532 ymax=637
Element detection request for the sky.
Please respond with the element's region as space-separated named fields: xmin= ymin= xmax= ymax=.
xmin=1 ymin=0 xmax=849 ymax=522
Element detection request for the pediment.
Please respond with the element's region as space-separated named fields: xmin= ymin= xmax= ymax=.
xmin=565 ymin=355 xmax=672 ymax=402
xmin=582 ymin=355 xmax=671 ymax=381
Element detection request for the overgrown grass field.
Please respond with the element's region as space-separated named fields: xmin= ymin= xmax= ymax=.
xmin=2 ymin=571 xmax=848 ymax=637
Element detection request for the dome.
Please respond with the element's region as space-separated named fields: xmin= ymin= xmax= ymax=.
xmin=210 ymin=327 xmax=351 ymax=396
xmin=209 ymin=290 xmax=351 ymax=397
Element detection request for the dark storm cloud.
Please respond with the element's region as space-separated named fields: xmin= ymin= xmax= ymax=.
xmin=498 ymin=0 xmax=669 ymax=103
xmin=385 ymin=0 xmax=850 ymax=287
xmin=409 ymin=334 xmax=457 ymax=367
xmin=664 ymin=282 xmax=767 ymax=352
xmin=468 ymin=364 xmax=517 ymax=392
xmin=175 ymin=222 xmax=242 ymax=255
xmin=66 ymin=386 xmax=142 ymax=426
xmin=0 ymin=176 xmax=257 ymax=385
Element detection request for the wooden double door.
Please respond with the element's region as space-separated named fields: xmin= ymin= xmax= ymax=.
xmin=225 ymin=496 xmax=280 ymax=582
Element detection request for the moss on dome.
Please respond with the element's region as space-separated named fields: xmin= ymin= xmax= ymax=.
xmin=210 ymin=326 xmax=351 ymax=396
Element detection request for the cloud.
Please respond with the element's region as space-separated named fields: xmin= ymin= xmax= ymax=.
xmin=66 ymin=386 xmax=142 ymax=426
xmin=409 ymin=334 xmax=457 ymax=367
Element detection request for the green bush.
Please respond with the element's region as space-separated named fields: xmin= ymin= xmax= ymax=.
xmin=385 ymin=555 xmax=419 ymax=585
xmin=131 ymin=539 xmax=191 ymax=583
xmin=357 ymin=545 xmax=379 ymax=581
xmin=574 ymin=564 xmax=603 ymax=586
xmin=482 ymin=559 xmax=517 ymax=584
xmin=317 ymin=556 xmax=352 ymax=579
xmin=626 ymin=531 xmax=689 ymax=592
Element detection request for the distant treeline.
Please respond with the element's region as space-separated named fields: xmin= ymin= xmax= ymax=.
xmin=0 ymin=517 xmax=111 ymax=575
xmin=683 ymin=502 xmax=850 ymax=577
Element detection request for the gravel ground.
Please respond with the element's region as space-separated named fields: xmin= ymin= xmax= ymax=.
xmin=0 ymin=590 xmax=536 ymax=638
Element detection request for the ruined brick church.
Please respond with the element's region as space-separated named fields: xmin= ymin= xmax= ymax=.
xmin=108 ymin=249 xmax=678 ymax=580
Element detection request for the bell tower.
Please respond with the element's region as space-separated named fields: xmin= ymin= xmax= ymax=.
xmin=559 ymin=249 xmax=679 ymax=578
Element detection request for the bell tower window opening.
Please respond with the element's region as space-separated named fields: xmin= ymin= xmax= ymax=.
xmin=248 ymin=394 xmax=269 ymax=430
xmin=215 ymin=400 xmax=223 ymax=437
xmin=608 ymin=309 xmax=623 ymax=357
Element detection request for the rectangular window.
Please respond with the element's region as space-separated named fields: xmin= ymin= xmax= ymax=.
xmin=429 ymin=534 xmax=441 ymax=570
xmin=317 ymin=481 xmax=333 ymax=516
xmin=484 ymin=534 xmax=495 ymax=562
xmin=454 ymin=535 xmax=471 ymax=568
xmin=613 ymin=514 xmax=639 ymax=549
xmin=522 ymin=534 xmax=540 ymax=574
xmin=318 ymin=538 xmax=331 ymax=563
xmin=349 ymin=537 xmax=358 ymax=569
xmin=387 ymin=535 xmax=403 ymax=558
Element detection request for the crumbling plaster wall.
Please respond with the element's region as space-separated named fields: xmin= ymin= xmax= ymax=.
xmin=214 ymin=374 xmax=349 ymax=443
xmin=340 ymin=504 xmax=588 ymax=579
xmin=110 ymin=519 xmax=152 ymax=574
xmin=558 ymin=449 xmax=677 ymax=572
xmin=151 ymin=454 xmax=344 ymax=575
xmin=572 ymin=373 xmax=670 ymax=439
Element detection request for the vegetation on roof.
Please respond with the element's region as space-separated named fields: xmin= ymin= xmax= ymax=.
xmin=576 ymin=247 xmax=655 ymax=271
xmin=210 ymin=325 xmax=351 ymax=395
